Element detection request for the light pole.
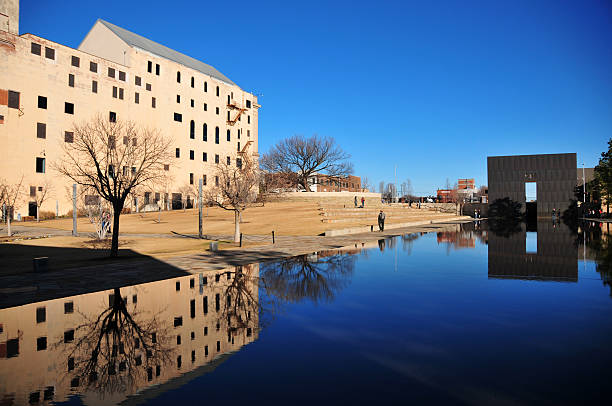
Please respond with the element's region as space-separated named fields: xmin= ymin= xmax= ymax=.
xmin=582 ymin=163 xmax=586 ymax=203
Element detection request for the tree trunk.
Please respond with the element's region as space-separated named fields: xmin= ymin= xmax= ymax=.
xmin=7 ymin=216 xmax=11 ymax=237
xmin=111 ymin=206 xmax=121 ymax=257
xmin=234 ymin=210 xmax=240 ymax=243
xmin=36 ymin=205 xmax=39 ymax=222
xmin=301 ymin=178 xmax=310 ymax=192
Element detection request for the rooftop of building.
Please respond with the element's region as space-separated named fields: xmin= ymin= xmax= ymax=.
xmin=82 ymin=19 xmax=236 ymax=86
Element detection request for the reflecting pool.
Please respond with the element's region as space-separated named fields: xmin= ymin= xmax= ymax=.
xmin=1 ymin=221 xmax=611 ymax=405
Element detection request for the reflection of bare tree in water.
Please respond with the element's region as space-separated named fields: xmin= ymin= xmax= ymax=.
xmin=218 ymin=265 xmax=263 ymax=336
xmin=401 ymin=234 xmax=418 ymax=255
xmin=260 ymin=253 xmax=356 ymax=305
xmin=55 ymin=287 xmax=174 ymax=397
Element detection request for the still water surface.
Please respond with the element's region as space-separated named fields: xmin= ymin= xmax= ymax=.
xmin=1 ymin=221 xmax=611 ymax=405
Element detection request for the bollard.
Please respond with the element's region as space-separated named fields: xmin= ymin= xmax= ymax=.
xmin=33 ymin=257 xmax=49 ymax=273
xmin=209 ymin=241 xmax=218 ymax=252
xmin=239 ymin=233 xmax=243 ymax=247
xmin=272 ymin=230 xmax=275 ymax=244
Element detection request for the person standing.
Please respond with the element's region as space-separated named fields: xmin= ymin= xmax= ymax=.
xmin=354 ymin=196 xmax=358 ymax=208
xmin=361 ymin=197 xmax=365 ymax=208
xmin=378 ymin=210 xmax=386 ymax=231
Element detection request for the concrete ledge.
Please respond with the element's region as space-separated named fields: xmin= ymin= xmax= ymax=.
xmin=324 ymin=216 xmax=471 ymax=237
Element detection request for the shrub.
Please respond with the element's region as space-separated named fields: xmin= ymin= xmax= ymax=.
xmin=38 ymin=210 xmax=56 ymax=220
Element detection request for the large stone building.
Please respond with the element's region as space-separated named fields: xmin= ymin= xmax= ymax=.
xmin=0 ymin=0 xmax=259 ymax=217
xmin=487 ymin=153 xmax=577 ymax=217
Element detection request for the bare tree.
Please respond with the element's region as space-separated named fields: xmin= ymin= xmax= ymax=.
xmin=0 ymin=175 xmax=24 ymax=236
xmin=361 ymin=176 xmax=373 ymax=192
xmin=205 ymin=154 xmax=259 ymax=242
xmin=34 ymin=178 xmax=54 ymax=222
xmin=55 ymin=115 xmax=173 ymax=257
xmin=379 ymin=181 xmax=385 ymax=195
xmin=260 ymin=135 xmax=352 ymax=192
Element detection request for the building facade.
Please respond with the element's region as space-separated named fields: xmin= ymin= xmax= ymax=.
xmin=487 ymin=153 xmax=577 ymax=217
xmin=0 ymin=1 xmax=259 ymax=217
xmin=309 ymin=174 xmax=362 ymax=192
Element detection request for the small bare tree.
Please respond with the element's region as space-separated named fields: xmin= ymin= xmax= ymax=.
xmin=34 ymin=179 xmax=54 ymax=222
xmin=205 ymin=154 xmax=259 ymax=242
xmin=0 ymin=175 xmax=24 ymax=236
xmin=55 ymin=115 xmax=173 ymax=257
xmin=261 ymin=134 xmax=353 ymax=192
xmin=361 ymin=176 xmax=373 ymax=192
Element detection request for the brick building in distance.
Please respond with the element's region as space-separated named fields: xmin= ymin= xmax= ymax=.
xmin=0 ymin=0 xmax=259 ymax=217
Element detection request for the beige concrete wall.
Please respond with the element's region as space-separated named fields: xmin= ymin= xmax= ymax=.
xmin=267 ymin=191 xmax=383 ymax=207
xmin=0 ymin=265 xmax=259 ymax=405
xmin=0 ymin=0 xmax=18 ymax=35
xmin=0 ymin=26 xmax=259 ymax=218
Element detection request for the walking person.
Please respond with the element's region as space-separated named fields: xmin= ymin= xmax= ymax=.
xmin=378 ymin=210 xmax=386 ymax=231
xmin=354 ymin=196 xmax=358 ymax=208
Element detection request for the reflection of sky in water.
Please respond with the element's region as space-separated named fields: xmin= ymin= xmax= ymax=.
xmin=147 ymin=223 xmax=612 ymax=405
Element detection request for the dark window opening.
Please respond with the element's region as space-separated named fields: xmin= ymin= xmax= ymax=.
xmin=174 ymin=317 xmax=183 ymax=327
xmin=64 ymin=131 xmax=74 ymax=143
xmin=146 ymin=83 xmax=152 ymax=91
xmin=215 ymin=127 xmax=219 ymax=144
xmin=204 ymin=81 xmax=207 ymax=92
xmin=156 ymin=64 xmax=160 ymax=75
xmin=226 ymin=129 xmax=230 ymax=142
xmin=119 ymin=88 xmax=124 ymax=100
xmin=203 ymin=152 xmax=207 ymax=162
xmin=176 ymin=94 xmax=180 ymax=103
xmin=148 ymin=61 xmax=152 ymax=73
xmin=109 ymin=111 xmax=116 ymax=122
xmin=90 ymin=61 xmax=97 ymax=72
xmin=71 ymin=56 xmax=80 ymax=67
xmin=246 ymin=100 xmax=251 ymax=108
xmin=191 ymin=77 xmax=194 ymax=87
xmin=64 ymin=301 xmax=74 ymax=313
xmin=38 ymin=96 xmax=47 ymax=109
xmin=119 ymin=71 xmax=126 ymax=81
xmin=8 ymin=90 xmax=19 ymax=109
xmin=189 ymin=173 xmax=194 ymax=184
xmin=37 ymin=336 xmax=47 ymax=351
xmin=36 ymin=307 xmax=46 ymax=323
xmin=36 ymin=157 xmax=46 ymax=173
xmin=204 ymin=103 xmax=207 ymax=111
xmin=135 ymin=92 xmax=139 ymax=104
xmin=68 ymin=74 xmax=75 ymax=87
xmin=216 ymin=86 xmax=219 ymax=96
xmin=152 ymin=97 xmax=156 ymax=108
xmin=190 ymin=150 xmax=194 ymax=160
xmin=190 ymin=120 xmax=195 ymax=138
xmin=45 ymin=47 xmax=55 ymax=60
xmin=203 ymin=123 xmax=207 ymax=141
xmin=64 ymin=102 xmax=74 ymax=114
xmin=174 ymin=113 xmax=182 ymax=122
xmin=31 ymin=42 xmax=41 ymax=55
xmin=175 ymin=148 xmax=180 ymax=158
xmin=216 ymin=107 xmax=219 ymax=115
xmin=92 ymin=80 xmax=97 ymax=93
xmin=36 ymin=122 xmax=46 ymax=139
xmin=135 ymin=76 xmax=141 ymax=86
xmin=177 ymin=71 xmax=181 ymax=83
xmin=190 ymin=99 xmax=194 ymax=108
xmin=227 ymin=156 xmax=231 ymax=165
xmin=108 ymin=67 xmax=115 ymax=78
xmin=215 ymin=154 xmax=219 ymax=164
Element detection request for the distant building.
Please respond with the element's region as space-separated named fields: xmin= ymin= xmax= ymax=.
xmin=437 ymin=189 xmax=454 ymax=203
xmin=308 ymin=174 xmax=362 ymax=192
xmin=458 ymin=178 xmax=475 ymax=190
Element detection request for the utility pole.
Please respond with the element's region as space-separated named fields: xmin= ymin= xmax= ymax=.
xmin=198 ymin=178 xmax=203 ymax=238
xmin=72 ymin=183 xmax=77 ymax=236
xmin=582 ymin=163 xmax=586 ymax=203
xmin=394 ymin=165 xmax=397 ymax=203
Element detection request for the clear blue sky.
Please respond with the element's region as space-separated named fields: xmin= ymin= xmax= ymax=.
xmin=20 ymin=0 xmax=612 ymax=195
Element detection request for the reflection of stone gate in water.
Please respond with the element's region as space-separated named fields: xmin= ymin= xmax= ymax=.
xmin=488 ymin=222 xmax=578 ymax=281
xmin=0 ymin=264 xmax=259 ymax=405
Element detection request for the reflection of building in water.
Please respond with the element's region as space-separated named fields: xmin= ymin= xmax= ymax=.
xmin=437 ymin=223 xmax=488 ymax=250
xmin=0 ymin=265 xmax=259 ymax=405
xmin=488 ymin=222 xmax=577 ymax=281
